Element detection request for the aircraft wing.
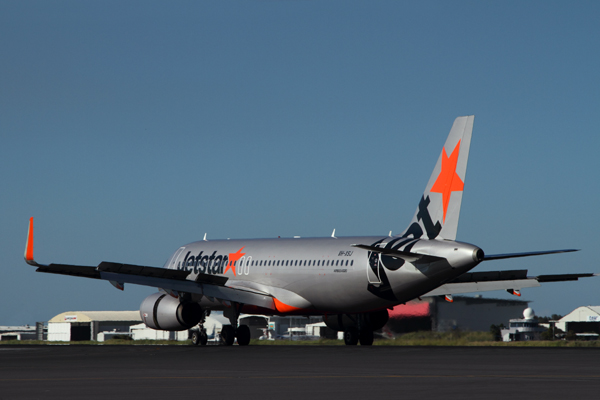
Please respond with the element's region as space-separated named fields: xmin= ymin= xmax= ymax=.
xmin=24 ymin=218 xmax=279 ymax=310
xmin=423 ymin=269 xmax=596 ymax=297
xmin=31 ymin=260 xmax=277 ymax=310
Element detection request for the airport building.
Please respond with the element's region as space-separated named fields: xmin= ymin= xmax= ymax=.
xmin=48 ymin=311 xmax=141 ymax=341
xmin=0 ymin=324 xmax=42 ymax=341
xmin=500 ymin=308 xmax=545 ymax=341
xmin=388 ymin=295 xmax=529 ymax=333
xmin=555 ymin=306 xmax=600 ymax=337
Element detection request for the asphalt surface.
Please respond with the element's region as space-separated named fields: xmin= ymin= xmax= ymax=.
xmin=1 ymin=345 xmax=599 ymax=399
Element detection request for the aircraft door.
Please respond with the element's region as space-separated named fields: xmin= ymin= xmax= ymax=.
xmin=366 ymin=252 xmax=382 ymax=285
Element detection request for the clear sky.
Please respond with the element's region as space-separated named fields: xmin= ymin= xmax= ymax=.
xmin=1 ymin=1 xmax=598 ymax=325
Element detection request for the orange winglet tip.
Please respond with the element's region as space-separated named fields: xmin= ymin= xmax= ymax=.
xmin=444 ymin=295 xmax=454 ymax=303
xmin=24 ymin=217 xmax=36 ymax=265
xmin=507 ymin=289 xmax=521 ymax=297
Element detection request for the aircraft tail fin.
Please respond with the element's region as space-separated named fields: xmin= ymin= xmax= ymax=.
xmin=401 ymin=116 xmax=474 ymax=241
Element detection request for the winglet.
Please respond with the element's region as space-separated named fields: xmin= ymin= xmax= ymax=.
xmin=24 ymin=217 xmax=39 ymax=266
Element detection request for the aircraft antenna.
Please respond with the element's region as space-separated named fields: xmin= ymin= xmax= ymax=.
xmin=203 ymin=233 xmax=207 ymax=241
xmin=331 ymin=229 xmax=336 ymax=239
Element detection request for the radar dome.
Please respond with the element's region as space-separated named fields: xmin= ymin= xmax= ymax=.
xmin=523 ymin=308 xmax=535 ymax=319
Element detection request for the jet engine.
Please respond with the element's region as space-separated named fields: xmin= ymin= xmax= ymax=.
xmin=139 ymin=292 xmax=202 ymax=331
xmin=323 ymin=309 xmax=389 ymax=332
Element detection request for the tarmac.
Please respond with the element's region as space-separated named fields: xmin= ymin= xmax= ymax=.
xmin=1 ymin=345 xmax=599 ymax=399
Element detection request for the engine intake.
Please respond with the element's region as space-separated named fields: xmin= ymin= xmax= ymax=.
xmin=139 ymin=292 xmax=202 ymax=331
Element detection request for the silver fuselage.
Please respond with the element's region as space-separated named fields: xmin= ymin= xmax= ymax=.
xmin=166 ymin=236 xmax=482 ymax=314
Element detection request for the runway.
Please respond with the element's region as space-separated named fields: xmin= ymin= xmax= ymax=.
xmin=1 ymin=345 xmax=599 ymax=399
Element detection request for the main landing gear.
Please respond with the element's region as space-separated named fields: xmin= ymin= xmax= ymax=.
xmin=190 ymin=304 xmax=251 ymax=346
xmin=338 ymin=312 xmax=382 ymax=346
xmin=221 ymin=302 xmax=251 ymax=346
xmin=220 ymin=324 xmax=251 ymax=346
xmin=343 ymin=327 xmax=374 ymax=346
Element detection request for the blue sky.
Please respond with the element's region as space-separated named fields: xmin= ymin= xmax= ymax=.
xmin=1 ymin=1 xmax=598 ymax=325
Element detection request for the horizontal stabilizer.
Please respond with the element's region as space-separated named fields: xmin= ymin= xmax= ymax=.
xmin=536 ymin=273 xmax=597 ymax=282
xmin=483 ymin=249 xmax=579 ymax=261
xmin=351 ymin=244 xmax=443 ymax=263
xmin=424 ymin=269 xmax=596 ymax=297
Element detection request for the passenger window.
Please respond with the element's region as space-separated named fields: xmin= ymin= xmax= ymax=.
xmin=351 ymin=260 xmax=353 ymax=266
xmin=304 ymin=260 xmax=306 ymax=266
xmin=345 ymin=260 xmax=348 ymax=266
xmin=286 ymin=260 xmax=289 ymax=266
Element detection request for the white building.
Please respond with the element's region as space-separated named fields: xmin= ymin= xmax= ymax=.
xmin=556 ymin=306 xmax=600 ymax=334
xmin=48 ymin=311 xmax=141 ymax=341
xmin=501 ymin=308 xmax=545 ymax=341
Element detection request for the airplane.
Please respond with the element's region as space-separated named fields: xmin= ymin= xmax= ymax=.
xmin=24 ymin=115 xmax=595 ymax=346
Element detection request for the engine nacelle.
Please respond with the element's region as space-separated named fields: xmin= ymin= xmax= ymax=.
xmin=140 ymin=292 xmax=202 ymax=331
xmin=323 ymin=309 xmax=389 ymax=332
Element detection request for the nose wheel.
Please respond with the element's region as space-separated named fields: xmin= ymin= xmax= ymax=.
xmin=191 ymin=329 xmax=208 ymax=346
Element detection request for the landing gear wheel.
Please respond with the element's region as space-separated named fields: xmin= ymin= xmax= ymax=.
xmin=199 ymin=330 xmax=208 ymax=346
xmin=359 ymin=329 xmax=374 ymax=346
xmin=191 ymin=330 xmax=200 ymax=346
xmin=221 ymin=325 xmax=235 ymax=346
xmin=236 ymin=325 xmax=251 ymax=346
xmin=343 ymin=328 xmax=359 ymax=345
xmin=191 ymin=330 xmax=208 ymax=346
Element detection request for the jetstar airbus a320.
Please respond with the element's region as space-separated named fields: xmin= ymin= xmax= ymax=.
xmin=24 ymin=116 xmax=595 ymax=346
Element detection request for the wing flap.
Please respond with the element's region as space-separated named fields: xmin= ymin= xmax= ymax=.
xmin=97 ymin=262 xmax=190 ymax=280
xmin=36 ymin=264 xmax=101 ymax=279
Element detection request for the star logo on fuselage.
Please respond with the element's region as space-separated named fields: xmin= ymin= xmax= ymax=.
xmin=430 ymin=140 xmax=464 ymax=223
xmin=224 ymin=247 xmax=246 ymax=277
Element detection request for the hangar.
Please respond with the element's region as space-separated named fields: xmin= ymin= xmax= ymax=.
xmin=48 ymin=311 xmax=141 ymax=341
xmin=555 ymin=306 xmax=600 ymax=335
xmin=388 ymin=295 xmax=529 ymax=333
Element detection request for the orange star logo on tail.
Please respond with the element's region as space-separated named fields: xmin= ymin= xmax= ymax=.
xmin=430 ymin=140 xmax=464 ymax=223
xmin=224 ymin=246 xmax=245 ymax=277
